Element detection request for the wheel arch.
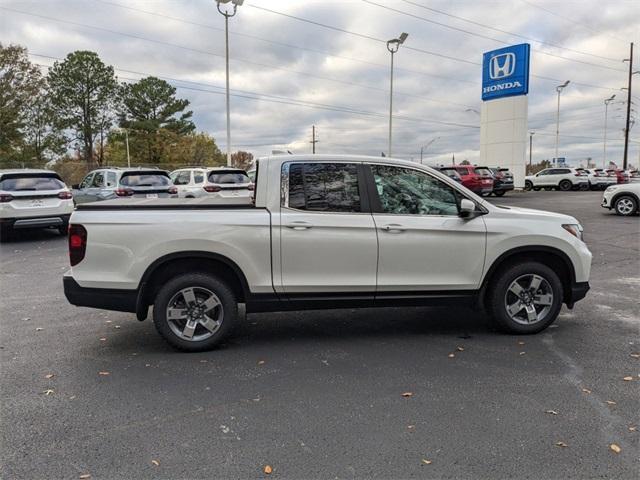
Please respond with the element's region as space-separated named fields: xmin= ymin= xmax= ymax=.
xmin=480 ymin=246 xmax=576 ymax=308
xmin=138 ymin=251 xmax=251 ymax=314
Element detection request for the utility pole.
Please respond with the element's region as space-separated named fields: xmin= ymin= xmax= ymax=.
xmin=124 ymin=128 xmax=131 ymax=168
xmin=386 ymin=33 xmax=408 ymax=157
xmin=310 ymin=125 xmax=318 ymax=154
xmin=555 ymin=80 xmax=570 ymax=160
xmin=603 ymin=94 xmax=616 ymax=168
xmin=623 ymin=42 xmax=634 ymax=170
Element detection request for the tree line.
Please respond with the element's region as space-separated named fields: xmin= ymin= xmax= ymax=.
xmin=1 ymin=43 xmax=253 ymax=174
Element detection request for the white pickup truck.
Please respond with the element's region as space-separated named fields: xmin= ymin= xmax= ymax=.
xmin=63 ymin=155 xmax=591 ymax=351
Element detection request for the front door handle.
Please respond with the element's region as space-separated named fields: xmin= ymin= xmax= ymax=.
xmin=286 ymin=221 xmax=313 ymax=230
xmin=382 ymin=224 xmax=406 ymax=233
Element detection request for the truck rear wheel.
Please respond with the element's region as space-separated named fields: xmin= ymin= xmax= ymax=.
xmin=152 ymin=273 xmax=238 ymax=351
xmin=487 ymin=262 xmax=563 ymax=334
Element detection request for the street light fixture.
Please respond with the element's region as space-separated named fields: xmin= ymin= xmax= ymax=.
xmin=216 ymin=0 xmax=244 ymax=166
xmin=386 ymin=32 xmax=408 ymax=157
xmin=419 ymin=137 xmax=440 ymax=163
xmin=555 ymin=80 xmax=570 ymax=160
xmin=603 ymin=94 xmax=616 ymax=168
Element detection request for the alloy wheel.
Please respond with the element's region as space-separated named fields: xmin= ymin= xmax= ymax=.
xmin=165 ymin=287 xmax=223 ymax=341
xmin=616 ymin=198 xmax=635 ymax=215
xmin=504 ymin=274 xmax=554 ymax=325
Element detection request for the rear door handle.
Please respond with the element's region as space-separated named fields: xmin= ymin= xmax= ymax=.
xmin=382 ymin=224 xmax=406 ymax=233
xmin=286 ymin=221 xmax=313 ymax=230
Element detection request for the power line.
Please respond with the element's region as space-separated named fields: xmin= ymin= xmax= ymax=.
xmin=92 ymin=0 xmax=477 ymax=86
xmin=30 ymin=54 xmax=482 ymax=130
xmin=3 ymin=6 xmax=477 ymax=111
xmin=245 ymin=3 xmax=621 ymax=91
xmin=363 ymin=0 xmax=626 ymax=72
xmin=399 ymin=0 xmax=622 ymax=63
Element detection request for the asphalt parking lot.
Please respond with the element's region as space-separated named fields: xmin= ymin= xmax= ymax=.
xmin=1 ymin=190 xmax=638 ymax=479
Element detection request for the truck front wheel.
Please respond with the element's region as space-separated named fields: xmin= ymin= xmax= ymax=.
xmin=487 ymin=262 xmax=563 ymax=334
xmin=153 ymin=273 xmax=238 ymax=351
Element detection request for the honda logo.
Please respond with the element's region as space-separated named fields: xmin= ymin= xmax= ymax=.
xmin=489 ymin=52 xmax=516 ymax=80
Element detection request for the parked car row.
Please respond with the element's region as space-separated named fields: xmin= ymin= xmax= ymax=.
xmin=438 ymin=165 xmax=513 ymax=197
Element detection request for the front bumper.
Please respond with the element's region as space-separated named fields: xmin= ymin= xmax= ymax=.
xmin=567 ymin=282 xmax=590 ymax=308
xmin=63 ymin=275 xmax=138 ymax=313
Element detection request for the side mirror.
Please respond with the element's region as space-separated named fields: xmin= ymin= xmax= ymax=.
xmin=72 ymin=184 xmax=80 ymax=189
xmin=459 ymin=198 xmax=476 ymax=218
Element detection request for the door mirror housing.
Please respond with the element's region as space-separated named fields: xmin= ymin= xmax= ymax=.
xmin=459 ymin=198 xmax=477 ymax=218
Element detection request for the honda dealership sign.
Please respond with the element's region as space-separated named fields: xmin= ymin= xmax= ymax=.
xmin=482 ymin=43 xmax=530 ymax=101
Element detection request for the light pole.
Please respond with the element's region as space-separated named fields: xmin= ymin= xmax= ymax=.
xmin=603 ymin=94 xmax=616 ymax=168
xmin=386 ymin=32 xmax=408 ymax=158
xmin=529 ymin=131 xmax=535 ymax=168
xmin=419 ymin=137 xmax=439 ymax=163
xmin=115 ymin=128 xmax=131 ymax=167
xmin=216 ymin=0 xmax=243 ymax=166
xmin=555 ymin=80 xmax=570 ymax=160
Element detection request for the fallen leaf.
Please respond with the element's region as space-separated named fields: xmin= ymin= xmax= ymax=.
xmin=22 ymin=317 xmax=31 ymax=321
xmin=421 ymin=459 xmax=432 ymax=465
xmin=106 ymin=320 xmax=112 ymax=323
xmin=200 ymin=360 xmax=208 ymax=363
xmin=407 ymin=425 xmax=415 ymax=429
xmin=517 ymin=341 xmax=525 ymax=345
xmin=545 ymin=410 xmax=559 ymax=415
xmin=555 ymin=441 xmax=568 ymax=448
xmin=630 ymin=353 xmax=640 ymax=358
xmin=151 ymin=459 xmax=160 ymax=466
xmin=628 ymin=426 xmax=637 ymax=432
xmin=45 ymin=374 xmax=54 ymax=379
xmin=35 ymin=327 xmax=43 ymax=331
xmin=582 ymin=388 xmax=591 ymax=394
xmin=114 ymin=325 xmax=121 ymax=329
xmin=519 ymin=351 xmax=526 ymax=355
xmin=79 ymin=475 xmax=91 ymax=479
xmin=264 ymin=465 xmax=273 ymax=474
xmin=98 ymin=371 xmax=110 ymax=376
xmin=605 ymin=400 xmax=617 ymax=405
xmin=43 ymin=389 xmax=54 ymax=396
xmin=258 ymin=360 xmax=265 ymax=365
xmin=99 ymin=338 xmax=106 ymax=342
xmin=456 ymin=346 xmax=464 ymax=351
xmin=610 ymin=444 xmax=621 ymax=454
xmin=623 ymin=376 xmax=633 ymax=381
xmin=448 ymin=353 xmax=455 ymax=358
xmin=402 ymin=392 xmax=413 ymax=397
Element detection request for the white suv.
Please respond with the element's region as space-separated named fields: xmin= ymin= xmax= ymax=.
xmin=525 ymin=167 xmax=589 ymax=191
xmin=0 ymin=169 xmax=74 ymax=238
xmin=170 ymin=167 xmax=253 ymax=199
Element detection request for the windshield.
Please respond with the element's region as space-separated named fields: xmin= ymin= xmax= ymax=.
xmin=0 ymin=175 xmax=65 ymax=191
xmin=119 ymin=172 xmax=170 ymax=187
xmin=208 ymin=170 xmax=250 ymax=184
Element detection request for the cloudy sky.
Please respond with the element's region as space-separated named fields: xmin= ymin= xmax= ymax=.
xmin=1 ymin=0 xmax=639 ymax=166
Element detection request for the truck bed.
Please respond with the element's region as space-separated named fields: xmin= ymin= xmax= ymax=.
xmin=75 ymin=196 xmax=254 ymax=210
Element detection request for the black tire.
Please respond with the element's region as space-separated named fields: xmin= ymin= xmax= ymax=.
xmin=533 ymin=187 xmax=541 ymax=191
xmin=487 ymin=262 xmax=564 ymax=334
xmin=614 ymin=195 xmax=638 ymax=216
xmin=524 ymin=181 xmax=533 ymax=191
xmin=153 ymin=272 xmax=238 ymax=352
xmin=559 ymin=179 xmax=572 ymax=191
xmin=493 ymin=190 xmax=506 ymax=197
xmin=58 ymin=223 xmax=69 ymax=236
xmin=0 ymin=225 xmax=12 ymax=242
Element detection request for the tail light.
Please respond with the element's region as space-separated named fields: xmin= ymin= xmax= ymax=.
xmin=247 ymin=183 xmax=255 ymax=191
xmin=204 ymin=185 xmax=221 ymax=193
xmin=69 ymin=224 xmax=87 ymax=266
xmin=58 ymin=191 xmax=73 ymax=199
xmin=115 ymin=188 xmax=134 ymax=196
xmin=168 ymin=186 xmax=178 ymax=194
xmin=0 ymin=194 xmax=13 ymax=203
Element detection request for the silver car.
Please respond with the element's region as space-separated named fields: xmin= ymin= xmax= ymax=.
xmin=170 ymin=167 xmax=253 ymax=199
xmin=73 ymin=168 xmax=177 ymax=204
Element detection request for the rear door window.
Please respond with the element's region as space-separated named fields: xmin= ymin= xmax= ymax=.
xmin=0 ymin=175 xmax=65 ymax=191
xmin=284 ymin=163 xmax=361 ymax=213
xmin=119 ymin=172 xmax=170 ymax=187
xmin=172 ymin=171 xmax=191 ymax=185
xmin=91 ymin=171 xmax=105 ymax=188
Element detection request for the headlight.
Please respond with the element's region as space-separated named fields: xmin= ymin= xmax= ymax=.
xmin=562 ymin=224 xmax=584 ymax=241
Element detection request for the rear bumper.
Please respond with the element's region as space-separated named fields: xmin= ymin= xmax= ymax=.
xmin=493 ymin=183 xmax=514 ymax=192
xmin=1 ymin=214 xmax=71 ymax=229
xmin=63 ymin=275 xmax=138 ymax=313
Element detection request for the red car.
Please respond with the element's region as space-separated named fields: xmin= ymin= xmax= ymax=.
xmin=441 ymin=165 xmax=494 ymax=195
xmin=606 ymin=169 xmax=630 ymax=184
